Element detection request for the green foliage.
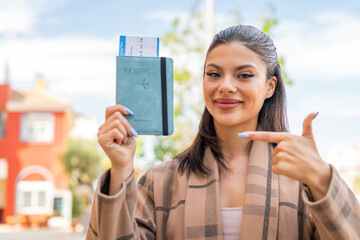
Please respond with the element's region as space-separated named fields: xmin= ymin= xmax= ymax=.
xmin=353 ymin=176 xmax=360 ymax=194
xmin=262 ymin=19 xmax=278 ymax=35
xmin=257 ymin=3 xmax=292 ymax=85
xmin=61 ymin=138 xmax=102 ymax=217
xmin=62 ymin=139 xmax=102 ymax=186
xmin=278 ymin=56 xmax=292 ymax=85
xmin=260 ymin=3 xmax=278 ymax=35
xmin=161 ymin=14 xmax=206 ymax=56
xmin=153 ymin=13 xmax=207 ymax=162
xmin=69 ymin=185 xmax=82 ymax=217
xmin=161 ymin=18 xmax=186 ymax=53
xmin=174 ymin=68 xmax=192 ymax=84
xmin=135 ymin=136 xmax=145 ymax=157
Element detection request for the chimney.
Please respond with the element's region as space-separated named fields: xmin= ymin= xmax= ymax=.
xmin=0 ymin=62 xmax=12 ymax=109
xmin=4 ymin=62 xmax=10 ymax=85
xmin=35 ymin=74 xmax=46 ymax=92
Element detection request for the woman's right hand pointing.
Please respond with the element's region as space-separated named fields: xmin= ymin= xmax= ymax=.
xmin=97 ymin=105 xmax=138 ymax=191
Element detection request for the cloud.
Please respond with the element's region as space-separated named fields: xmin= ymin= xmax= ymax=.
xmin=0 ymin=0 xmax=35 ymax=36
xmin=290 ymin=94 xmax=360 ymax=119
xmin=0 ymin=36 xmax=117 ymax=98
xmin=0 ymin=0 xmax=66 ymax=38
xmin=274 ymin=10 xmax=360 ymax=82
xmin=144 ymin=9 xmax=360 ymax=84
xmin=320 ymin=141 xmax=360 ymax=168
xmin=0 ymin=0 xmax=118 ymax=117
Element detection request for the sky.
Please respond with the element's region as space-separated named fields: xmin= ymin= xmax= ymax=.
xmin=0 ymin=0 xmax=359 ymax=159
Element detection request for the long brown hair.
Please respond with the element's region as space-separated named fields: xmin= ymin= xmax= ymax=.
xmin=176 ymin=25 xmax=289 ymax=176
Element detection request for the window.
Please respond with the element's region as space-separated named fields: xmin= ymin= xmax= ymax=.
xmin=38 ymin=191 xmax=46 ymax=207
xmin=20 ymin=113 xmax=54 ymax=143
xmin=0 ymin=111 xmax=6 ymax=138
xmin=53 ymin=197 xmax=63 ymax=216
xmin=22 ymin=191 xmax=31 ymax=207
xmin=16 ymin=181 xmax=54 ymax=215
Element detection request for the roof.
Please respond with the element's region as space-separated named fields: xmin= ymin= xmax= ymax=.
xmin=6 ymin=89 xmax=70 ymax=112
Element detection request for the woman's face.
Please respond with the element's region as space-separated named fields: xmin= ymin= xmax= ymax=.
xmin=203 ymin=42 xmax=277 ymax=129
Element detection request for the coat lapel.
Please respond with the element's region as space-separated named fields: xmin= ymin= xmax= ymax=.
xmin=184 ymin=142 xmax=279 ymax=240
xmin=241 ymin=140 xmax=279 ymax=240
xmin=184 ymin=148 xmax=223 ymax=240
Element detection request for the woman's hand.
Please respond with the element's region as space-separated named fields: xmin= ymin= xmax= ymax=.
xmin=239 ymin=112 xmax=332 ymax=201
xmin=97 ymin=105 xmax=138 ymax=192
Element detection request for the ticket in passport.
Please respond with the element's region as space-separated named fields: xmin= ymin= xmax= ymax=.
xmin=119 ymin=36 xmax=159 ymax=57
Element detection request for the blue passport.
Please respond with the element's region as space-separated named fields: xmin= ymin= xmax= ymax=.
xmin=116 ymin=56 xmax=174 ymax=135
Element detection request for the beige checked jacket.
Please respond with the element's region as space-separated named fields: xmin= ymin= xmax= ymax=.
xmin=86 ymin=140 xmax=360 ymax=239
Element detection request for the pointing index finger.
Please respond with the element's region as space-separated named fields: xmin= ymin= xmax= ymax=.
xmin=238 ymin=131 xmax=287 ymax=144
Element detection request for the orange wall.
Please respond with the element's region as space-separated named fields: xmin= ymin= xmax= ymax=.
xmin=0 ymin=110 xmax=70 ymax=222
xmin=0 ymin=84 xmax=11 ymax=109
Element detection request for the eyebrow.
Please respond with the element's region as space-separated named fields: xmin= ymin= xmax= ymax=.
xmin=205 ymin=63 xmax=255 ymax=71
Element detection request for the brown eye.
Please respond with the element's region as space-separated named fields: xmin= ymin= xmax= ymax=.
xmin=237 ymin=73 xmax=254 ymax=79
xmin=206 ymin=72 xmax=221 ymax=78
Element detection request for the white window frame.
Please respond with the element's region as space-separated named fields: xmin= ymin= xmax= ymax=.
xmin=16 ymin=181 xmax=54 ymax=215
xmin=20 ymin=113 xmax=55 ymax=143
xmin=53 ymin=189 xmax=72 ymax=219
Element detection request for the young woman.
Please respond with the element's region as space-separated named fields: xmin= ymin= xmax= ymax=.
xmin=86 ymin=25 xmax=360 ymax=239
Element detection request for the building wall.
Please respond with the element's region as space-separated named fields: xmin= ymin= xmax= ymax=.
xmin=0 ymin=179 xmax=6 ymax=208
xmin=0 ymin=84 xmax=11 ymax=109
xmin=0 ymin=110 xmax=70 ymax=222
xmin=0 ymin=111 xmax=20 ymax=222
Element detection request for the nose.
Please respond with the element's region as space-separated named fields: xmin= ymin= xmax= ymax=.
xmin=218 ymin=74 xmax=237 ymax=94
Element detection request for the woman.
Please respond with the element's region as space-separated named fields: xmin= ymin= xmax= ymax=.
xmin=86 ymin=25 xmax=360 ymax=239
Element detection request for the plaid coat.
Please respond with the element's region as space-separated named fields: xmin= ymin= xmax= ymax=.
xmin=86 ymin=140 xmax=360 ymax=239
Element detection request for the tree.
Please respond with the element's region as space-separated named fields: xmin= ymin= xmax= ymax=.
xmin=62 ymin=139 xmax=102 ymax=187
xmin=153 ymin=3 xmax=292 ymax=163
xmin=61 ymin=138 xmax=102 ymax=217
xmin=353 ymin=176 xmax=360 ymax=195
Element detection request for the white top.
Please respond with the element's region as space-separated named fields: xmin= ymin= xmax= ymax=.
xmin=221 ymin=207 xmax=243 ymax=240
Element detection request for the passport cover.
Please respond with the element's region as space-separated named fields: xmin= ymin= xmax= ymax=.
xmin=116 ymin=56 xmax=174 ymax=135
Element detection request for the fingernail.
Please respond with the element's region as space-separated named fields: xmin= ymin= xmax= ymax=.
xmin=125 ymin=107 xmax=134 ymax=115
xmin=130 ymin=129 xmax=138 ymax=137
xmin=126 ymin=138 xmax=130 ymax=145
xmin=238 ymin=133 xmax=249 ymax=138
xmin=313 ymin=112 xmax=319 ymax=120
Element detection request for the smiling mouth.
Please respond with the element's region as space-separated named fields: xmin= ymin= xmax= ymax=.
xmin=214 ymin=99 xmax=243 ymax=109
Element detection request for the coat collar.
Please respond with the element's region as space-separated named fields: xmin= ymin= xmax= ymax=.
xmin=184 ymin=141 xmax=279 ymax=239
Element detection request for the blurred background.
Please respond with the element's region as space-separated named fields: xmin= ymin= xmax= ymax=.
xmin=0 ymin=0 xmax=359 ymax=238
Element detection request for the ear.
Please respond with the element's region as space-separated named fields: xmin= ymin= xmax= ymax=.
xmin=265 ymin=76 xmax=277 ymax=99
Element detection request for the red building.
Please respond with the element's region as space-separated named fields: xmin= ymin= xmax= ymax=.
xmin=0 ymin=74 xmax=72 ymax=224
